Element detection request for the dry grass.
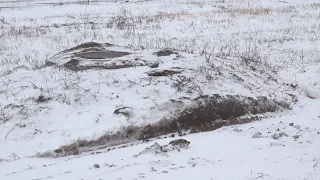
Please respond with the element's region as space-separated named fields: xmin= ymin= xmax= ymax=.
xmin=276 ymin=5 xmax=297 ymax=13
xmin=311 ymin=3 xmax=320 ymax=8
xmin=224 ymin=7 xmax=273 ymax=16
xmin=107 ymin=9 xmax=190 ymax=29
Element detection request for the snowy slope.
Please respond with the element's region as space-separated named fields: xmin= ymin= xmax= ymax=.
xmin=1 ymin=97 xmax=320 ymax=180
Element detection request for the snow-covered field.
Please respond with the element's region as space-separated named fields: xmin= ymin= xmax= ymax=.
xmin=1 ymin=0 xmax=320 ymax=179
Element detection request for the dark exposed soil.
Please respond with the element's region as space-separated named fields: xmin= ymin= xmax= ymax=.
xmin=60 ymin=42 xmax=104 ymax=54
xmin=113 ymin=107 xmax=133 ymax=118
xmin=154 ymin=49 xmax=177 ymax=56
xmin=146 ymin=69 xmax=182 ymax=76
xmin=50 ymin=94 xmax=288 ymax=157
xmin=63 ymin=59 xmax=146 ymax=71
xmin=48 ymin=42 xmax=141 ymax=71
xmin=35 ymin=95 xmax=50 ymax=103
xmin=75 ymin=51 xmax=131 ymax=59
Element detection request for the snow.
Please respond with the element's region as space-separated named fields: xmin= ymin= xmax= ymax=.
xmin=1 ymin=0 xmax=320 ymax=179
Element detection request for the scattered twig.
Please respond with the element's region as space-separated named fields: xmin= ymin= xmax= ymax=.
xmin=313 ymin=158 xmax=320 ymax=170
xmin=46 ymin=129 xmax=58 ymax=134
xmin=5 ymin=125 xmax=17 ymax=140
xmin=93 ymin=113 xmax=104 ymax=123
xmin=255 ymin=173 xmax=265 ymax=179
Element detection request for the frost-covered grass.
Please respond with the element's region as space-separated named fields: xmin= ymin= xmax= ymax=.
xmin=1 ymin=0 xmax=320 ymax=179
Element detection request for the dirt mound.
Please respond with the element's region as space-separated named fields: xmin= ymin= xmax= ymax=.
xmin=60 ymin=42 xmax=104 ymax=54
xmin=137 ymin=94 xmax=282 ymax=139
xmin=47 ymin=42 xmax=154 ymax=71
xmin=75 ymin=51 xmax=131 ymax=59
xmin=146 ymin=69 xmax=182 ymax=76
xmin=49 ymin=94 xmax=287 ymax=157
xmin=154 ymin=49 xmax=177 ymax=56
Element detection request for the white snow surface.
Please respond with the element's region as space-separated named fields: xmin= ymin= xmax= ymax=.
xmin=1 ymin=0 xmax=320 ymax=179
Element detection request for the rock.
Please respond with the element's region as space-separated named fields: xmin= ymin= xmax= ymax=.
xmin=113 ymin=107 xmax=133 ymax=119
xmin=35 ymin=95 xmax=50 ymax=103
xmin=272 ymin=133 xmax=280 ymax=139
xmin=270 ymin=142 xmax=284 ymax=147
xmin=293 ymin=125 xmax=301 ymax=130
xmin=305 ymin=87 xmax=320 ymax=99
xmin=10 ymin=153 xmax=19 ymax=160
xmin=133 ymin=142 xmax=165 ymax=157
xmin=154 ymin=49 xmax=177 ymax=56
xmin=233 ymin=127 xmax=241 ymax=132
xmin=94 ymin=164 xmax=100 ymax=168
xmin=289 ymin=123 xmax=294 ymax=126
xmin=53 ymin=23 xmax=60 ymax=28
xmin=134 ymin=140 xmax=190 ymax=158
xmin=149 ymin=61 xmax=159 ymax=68
xmin=169 ymin=139 xmax=190 ymax=148
xmin=150 ymin=167 xmax=157 ymax=172
xmin=293 ymin=135 xmax=300 ymax=140
xmin=272 ymin=132 xmax=288 ymax=140
xmin=291 ymin=83 xmax=298 ymax=88
xmin=252 ymin=132 xmax=262 ymax=138
xmin=279 ymin=132 xmax=288 ymax=137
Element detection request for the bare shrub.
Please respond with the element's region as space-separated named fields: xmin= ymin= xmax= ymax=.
xmin=147 ymin=69 xmax=182 ymax=77
xmin=237 ymin=7 xmax=273 ymax=15
xmin=223 ymin=7 xmax=273 ymax=16
xmin=107 ymin=8 xmax=136 ymax=30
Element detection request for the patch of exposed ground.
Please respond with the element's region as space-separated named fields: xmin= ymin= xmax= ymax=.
xmin=146 ymin=69 xmax=182 ymax=76
xmin=75 ymin=51 xmax=131 ymax=59
xmin=48 ymin=42 xmax=151 ymax=71
xmin=47 ymin=94 xmax=289 ymax=157
xmin=153 ymin=49 xmax=178 ymax=57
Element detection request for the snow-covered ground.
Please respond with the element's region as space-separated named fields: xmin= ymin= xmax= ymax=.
xmin=1 ymin=0 xmax=320 ymax=179
xmin=3 ymin=100 xmax=320 ymax=180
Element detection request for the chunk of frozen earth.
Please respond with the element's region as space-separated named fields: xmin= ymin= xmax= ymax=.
xmin=270 ymin=142 xmax=285 ymax=147
xmin=279 ymin=132 xmax=289 ymax=137
xmin=305 ymin=87 xmax=320 ymax=99
xmin=293 ymin=135 xmax=300 ymax=140
xmin=134 ymin=140 xmax=190 ymax=157
xmin=272 ymin=133 xmax=280 ymax=140
xmin=168 ymin=139 xmax=190 ymax=148
xmin=272 ymin=132 xmax=289 ymax=139
xmin=133 ymin=142 xmax=166 ymax=157
xmin=252 ymin=132 xmax=262 ymax=138
xmin=294 ymin=125 xmax=301 ymax=130
xmin=233 ymin=127 xmax=241 ymax=132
